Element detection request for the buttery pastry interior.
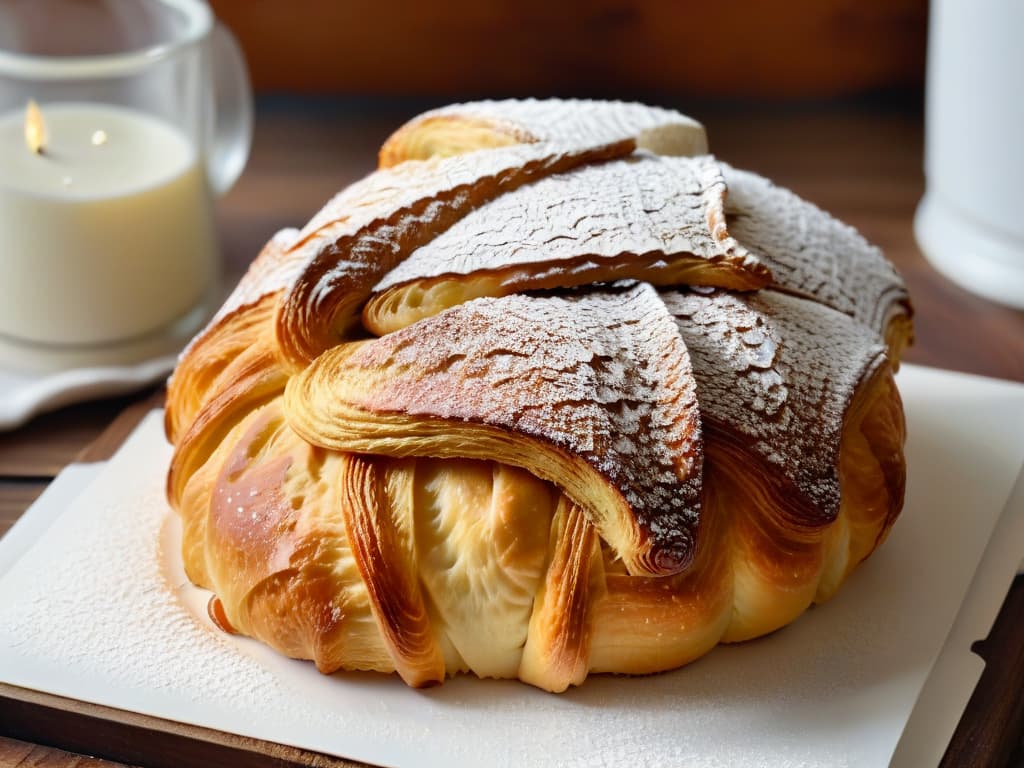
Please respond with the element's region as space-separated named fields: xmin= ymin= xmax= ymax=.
xmin=166 ymin=99 xmax=912 ymax=692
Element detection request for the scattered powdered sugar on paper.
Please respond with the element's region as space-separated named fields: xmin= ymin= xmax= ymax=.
xmin=0 ymin=429 xmax=290 ymax=708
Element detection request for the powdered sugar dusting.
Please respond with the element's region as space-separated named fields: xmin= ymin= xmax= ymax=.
xmin=661 ymin=288 xmax=886 ymax=518
xmin=173 ymin=227 xmax=297 ymax=370
xmin=0 ymin=421 xmax=295 ymax=712
xmin=338 ymin=283 xmax=703 ymax=567
xmin=277 ymin=140 xmax=636 ymax=361
xmin=723 ymin=165 xmax=911 ymax=336
xmin=373 ymin=154 xmax=765 ymax=293
xmin=405 ymin=98 xmax=706 ymax=155
xmin=214 ymin=228 xmax=300 ymax=327
xmin=276 ymin=100 xmax=711 ymax=362
xmin=295 ymin=142 xmax=559 ymax=250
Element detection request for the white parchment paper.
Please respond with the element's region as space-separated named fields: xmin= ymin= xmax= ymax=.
xmin=0 ymin=364 xmax=1022 ymax=768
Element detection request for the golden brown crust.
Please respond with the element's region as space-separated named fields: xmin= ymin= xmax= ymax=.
xmin=188 ymin=400 xmax=391 ymax=673
xmin=167 ymin=339 xmax=285 ymax=509
xmin=379 ymin=115 xmax=528 ymax=169
xmin=165 ymin=99 xmax=911 ymax=691
xmin=165 ymin=229 xmax=298 ymax=444
xmin=174 ymin=366 xmax=904 ymax=690
xmin=364 ymin=254 xmax=764 ymax=337
xmin=818 ymin=362 xmax=906 ymax=600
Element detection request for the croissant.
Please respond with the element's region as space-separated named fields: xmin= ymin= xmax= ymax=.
xmin=166 ymin=99 xmax=912 ymax=692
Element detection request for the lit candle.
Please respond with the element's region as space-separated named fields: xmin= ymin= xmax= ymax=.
xmin=0 ymin=102 xmax=218 ymax=347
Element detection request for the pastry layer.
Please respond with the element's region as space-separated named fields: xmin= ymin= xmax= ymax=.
xmin=362 ymin=155 xmax=770 ymax=335
xmin=286 ymin=284 xmax=703 ymax=578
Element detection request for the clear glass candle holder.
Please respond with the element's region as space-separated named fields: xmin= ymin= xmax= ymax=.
xmin=0 ymin=0 xmax=252 ymax=371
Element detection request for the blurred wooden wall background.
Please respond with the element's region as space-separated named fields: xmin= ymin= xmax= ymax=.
xmin=209 ymin=0 xmax=927 ymax=99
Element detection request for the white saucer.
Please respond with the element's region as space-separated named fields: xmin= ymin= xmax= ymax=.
xmin=0 ymin=353 xmax=175 ymax=431
xmin=0 ymin=295 xmax=215 ymax=430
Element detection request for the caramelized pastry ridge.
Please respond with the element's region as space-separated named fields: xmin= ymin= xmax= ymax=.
xmin=339 ymin=454 xmax=445 ymax=686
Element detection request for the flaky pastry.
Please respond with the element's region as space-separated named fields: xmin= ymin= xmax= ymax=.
xmin=166 ymin=99 xmax=911 ymax=692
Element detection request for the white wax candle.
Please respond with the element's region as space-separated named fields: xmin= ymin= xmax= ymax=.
xmin=0 ymin=103 xmax=218 ymax=346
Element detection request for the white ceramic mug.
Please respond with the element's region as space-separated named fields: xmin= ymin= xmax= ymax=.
xmin=0 ymin=0 xmax=252 ymax=368
xmin=915 ymin=0 xmax=1024 ymax=309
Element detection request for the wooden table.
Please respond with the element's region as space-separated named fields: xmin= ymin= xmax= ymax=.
xmin=1 ymin=100 xmax=1022 ymax=767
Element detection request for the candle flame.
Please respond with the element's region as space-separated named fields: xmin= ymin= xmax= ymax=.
xmin=24 ymin=100 xmax=47 ymax=155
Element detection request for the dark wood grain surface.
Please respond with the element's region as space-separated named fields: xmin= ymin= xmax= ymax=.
xmin=1 ymin=100 xmax=1022 ymax=768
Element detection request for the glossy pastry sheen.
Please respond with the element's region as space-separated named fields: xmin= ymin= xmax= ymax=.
xmin=166 ymin=99 xmax=912 ymax=692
